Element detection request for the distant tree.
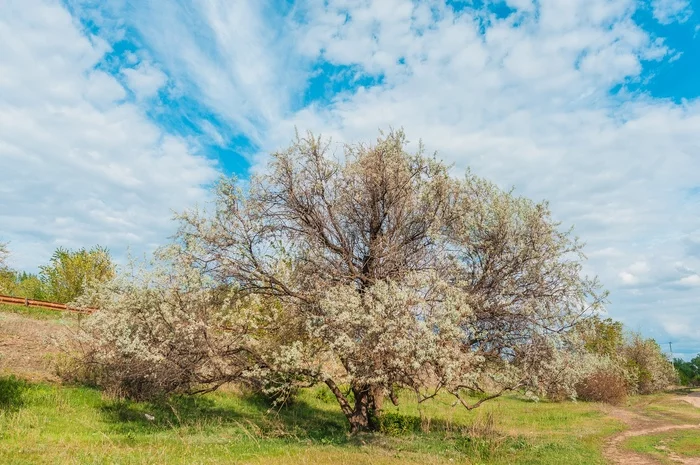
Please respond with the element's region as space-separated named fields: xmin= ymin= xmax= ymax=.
xmin=674 ymin=356 xmax=700 ymax=386
xmin=40 ymin=246 xmax=115 ymax=304
xmin=624 ymin=334 xmax=677 ymax=394
xmin=569 ymin=318 xmax=679 ymax=403
xmin=14 ymin=272 xmax=46 ymax=300
xmin=0 ymin=270 xmax=45 ymax=300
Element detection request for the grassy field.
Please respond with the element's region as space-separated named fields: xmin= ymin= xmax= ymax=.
xmin=0 ymin=302 xmax=698 ymax=465
xmin=624 ymin=429 xmax=700 ymax=464
xmin=0 ymin=375 xmax=622 ymax=465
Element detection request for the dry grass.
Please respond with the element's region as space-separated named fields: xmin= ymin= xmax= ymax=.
xmin=0 ymin=304 xmax=77 ymax=382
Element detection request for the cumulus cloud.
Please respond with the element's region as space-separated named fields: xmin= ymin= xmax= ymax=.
xmin=121 ymin=61 xmax=168 ymax=99
xmin=4 ymin=0 xmax=700 ymax=356
xmin=651 ymin=0 xmax=693 ymax=24
xmin=0 ymin=0 xmax=217 ymax=270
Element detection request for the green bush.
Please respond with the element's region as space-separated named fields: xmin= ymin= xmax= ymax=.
xmin=314 ymin=386 xmax=337 ymax=404
xmin=377 ymin=412 xmax=420 ymax=435
xmin=40 ymin=246 xmax=114 ymax=304
xmin=0 ymin=376 xmax=28 ymax=412
xmin=674 ymin=356 xmax=700 ymax=387
xmin=0 ymin=270 xmax=45 ymax=300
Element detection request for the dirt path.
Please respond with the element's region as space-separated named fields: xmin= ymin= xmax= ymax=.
xmin=678 ymin=392 xmax=700 ymax=409
xmin=603 ymin=397 xmax=700 ymax=465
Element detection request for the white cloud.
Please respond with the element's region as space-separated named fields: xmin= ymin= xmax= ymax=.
xmin=200 ymin=120 xmax=225 ymax=147
xmin=80 ymin=0 xmax=309 ymax=147
xmin=679 ymin=274 xmax=700 ymax=286
xmin=663 ymin=320 xmax=700 ymax=340
xmin=5 ymin=0 xmax=700 ymax=354
xmin=651 ymin=0 xmax=693 ymax=24
xmin=0 ymin=0 xmax=217 ymax=270
xmin=620 ymin=271 xmax=639 ymax=285
xmin=121 ymin=61 xmax=168 ymax=99
xmin=589 ymin=247 xmax=623 ymax=258
xmin=504 ymin=0 xmax=536 ymax=12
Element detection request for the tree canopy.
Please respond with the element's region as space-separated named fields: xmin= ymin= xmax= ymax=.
xmin=674 ymin=355 xmax=700 ymax=386
xmin=39 ymin=246 xmax=114 ymax=304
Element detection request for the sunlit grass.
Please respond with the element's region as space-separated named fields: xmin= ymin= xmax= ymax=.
xmin=0 ymin=376 xmax=622 ymax=465
xmin=0 ymin=302 xmax=81 ymax=322
xmin=623 ymin=429 xmax=700 ymax=464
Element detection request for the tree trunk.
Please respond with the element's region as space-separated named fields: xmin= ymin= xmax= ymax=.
xmin=347 ymin=386 xmax=373 ymax=433
xmin=324 ymin=379 xmax=378 ymax=433
xmin=371 ymin=385 xmax=384 ymax=412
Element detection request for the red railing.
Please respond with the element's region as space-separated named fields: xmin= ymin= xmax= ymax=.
xmin=0 ymin=294 xmax=95 ymax=314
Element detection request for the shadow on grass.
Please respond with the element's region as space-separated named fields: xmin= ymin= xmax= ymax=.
xmin=96 ymin=385 xmax=530 ymax=462
xmin=0 ymin=375 xmax=29 ymax=412
xmin=668 ymin=386 xmax=699 ymax=395
xmin=99 ymin=391 xmax=350 ymax=444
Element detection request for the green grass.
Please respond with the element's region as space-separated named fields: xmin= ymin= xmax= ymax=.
xmin=623 ymin=429 xmax=700 ymax=464
xmin=624 ymin=393 xmax=700 ymax=425
xmin=0 ymin=302 xmax=81 ymax=321
xmin=0 ymin=377 xmax=620 ymax=465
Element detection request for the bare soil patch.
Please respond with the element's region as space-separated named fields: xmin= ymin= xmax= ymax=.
xmin=0 ymin=311 xmax=73 ymax=382
xmin=678 ymin=392 xmax=700 ymax=410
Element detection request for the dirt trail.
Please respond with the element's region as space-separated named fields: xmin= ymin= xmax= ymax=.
xmin=678 ymin=392 xmax=700 ymax=409
xmin=603 ymin=396 xmax=700 ymax=465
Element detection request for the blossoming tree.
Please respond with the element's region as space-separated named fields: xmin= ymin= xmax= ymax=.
xmin=174 ymin=130 xmax=606 ymax=432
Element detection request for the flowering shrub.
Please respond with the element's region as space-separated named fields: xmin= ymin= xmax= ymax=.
xmin=623 ymin=335 xmax=677 ymax=394
xmin=63 ymin=250 xmax=274 ymax=401
xmin=542 ymin=318 xmax=678 ymax=403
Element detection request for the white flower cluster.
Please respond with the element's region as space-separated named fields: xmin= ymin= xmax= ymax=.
xmin=68 ymin=250 xmax=269 ymax=400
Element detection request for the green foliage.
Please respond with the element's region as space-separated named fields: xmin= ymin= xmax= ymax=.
xmin=0 ymin=376 xmax=28 ymax=412
xmin=674 ymin=356 xmax=700 ymax=386
xmin=39 ymin=246 xmax=114 ymax=304
xmin=377 ymin=412 xmax=421 ymax=435
xmin=0 ymin=270 xmax=46 ymax=300
xmin=0 ymin=244 xmax=112 ymax=304
xmin=577 ymin=317 xmax=624 ymax=357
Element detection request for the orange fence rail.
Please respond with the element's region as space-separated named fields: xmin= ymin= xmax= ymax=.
xmin=0 ymin=294 xmax=95 ymax=314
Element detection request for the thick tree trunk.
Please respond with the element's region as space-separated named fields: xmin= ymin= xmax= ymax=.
xmin=348 ymin=386 xmax=373 ymax=433
xmin=325 ymin=379 xmax=378 ymax=433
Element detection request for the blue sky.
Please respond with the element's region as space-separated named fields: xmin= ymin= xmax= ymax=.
xmin=1 ymin=0 xmax=700 ymax=358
